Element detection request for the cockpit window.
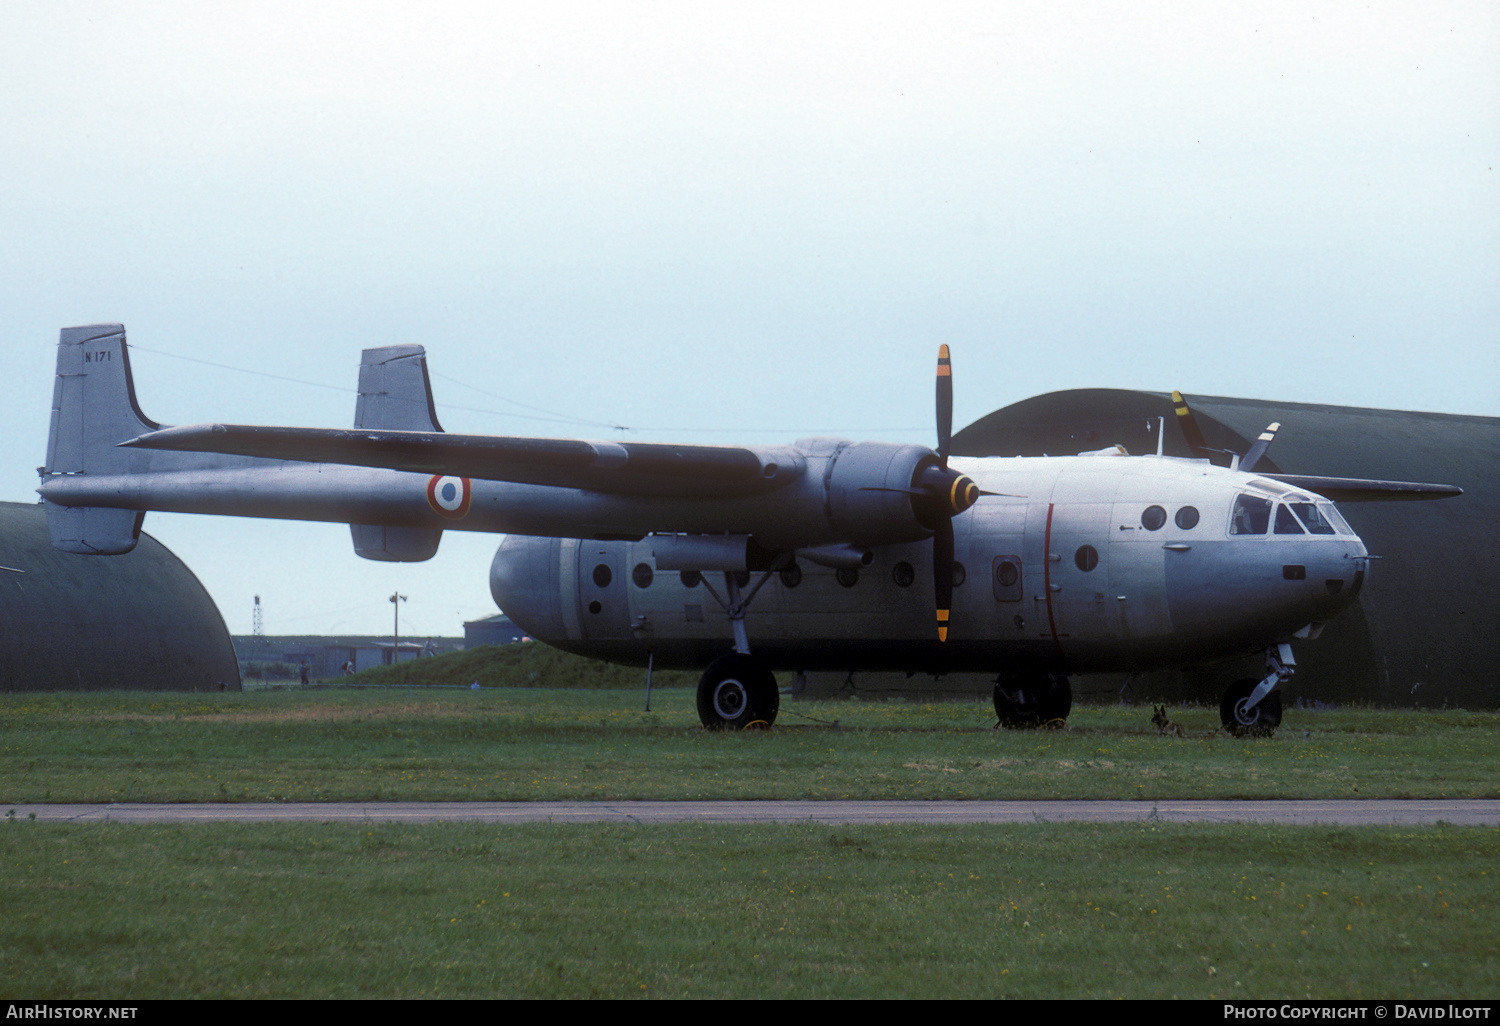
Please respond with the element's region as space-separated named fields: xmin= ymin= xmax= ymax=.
xmin=1274 ymin=504 xmax=1305 ymax=534
xmin=1288 ymin=502 xmax=1339 ymax=535
xmin=1231 ymin=495 xmax=1272 ymax=535
xmin=1323 ymin=503 xmax=1354 ymax=535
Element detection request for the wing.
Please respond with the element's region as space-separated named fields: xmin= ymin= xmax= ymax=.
xmin=121 ymin=424 xmax=805 ymax=498
xmin=1259 ymin=474 xmax=1463 ymax=502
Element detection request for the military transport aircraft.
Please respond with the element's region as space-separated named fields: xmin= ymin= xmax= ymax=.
xmin=38 ymin=324 xmax=1461 ymax=736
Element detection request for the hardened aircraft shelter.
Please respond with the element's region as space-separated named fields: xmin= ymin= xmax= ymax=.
xmin=0 ymin=501 xmax=240 ymax=691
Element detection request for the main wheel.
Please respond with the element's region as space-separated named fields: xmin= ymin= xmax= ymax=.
xmin=993 ymin=672 xmax=1072 ymax=729
xmin=1220 ymin=678 xmax=1283 ymax=737
xmin=697 ymin=652 xmax=779 ymax=730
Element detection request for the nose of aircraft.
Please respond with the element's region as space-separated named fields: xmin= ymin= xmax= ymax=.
xmin=489 ymin=535 xmax=568 ymax=641
xmin=1262 ymin=531 xmax=1371 ymax=637
xmin=1165 ymin=521 xmax=1370 ymax=660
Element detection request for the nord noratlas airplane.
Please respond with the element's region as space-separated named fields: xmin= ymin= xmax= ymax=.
xmin=38 ymin=324 xmax=1460 ymax=735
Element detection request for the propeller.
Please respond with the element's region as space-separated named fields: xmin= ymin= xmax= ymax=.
xmin=852 ymin=345 xmax=978 ymax=641
xmin=1172 ymin=390 xmax=1211 ymax=459
xmin=1238 ymin=422 xmax=1280 ymax=473
xmin=1172 ymin=390 xmax=1280 ymax=472
xmin=930 ymin=345 xmax=973 ymax=642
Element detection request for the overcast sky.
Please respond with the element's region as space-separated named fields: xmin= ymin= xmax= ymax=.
xmin=3 ymin=1 xmax=1496 ymax=638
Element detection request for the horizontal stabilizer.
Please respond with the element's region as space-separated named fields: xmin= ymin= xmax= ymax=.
xmin=1263 ymin=474 xmax=1463 ymax=502
xmin=122 ymin=424 xmax=806 ymax=498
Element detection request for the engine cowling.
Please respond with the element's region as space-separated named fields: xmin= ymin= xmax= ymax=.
xmin=821 ymin=441 xmax=977 ymax=546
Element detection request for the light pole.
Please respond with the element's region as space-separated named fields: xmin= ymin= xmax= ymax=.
xmin=390 ymin=592 xmax=407 ymax=665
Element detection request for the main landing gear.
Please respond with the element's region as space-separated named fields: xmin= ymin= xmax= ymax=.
xmin=1219 ymin=644 xmax=1294 ymax=737
xmin=993 ymin=671 xmax=1072 ymax=729
xmin=697 ymin=651 xmax=780 ymax=730
xmin=695 ymin=569 xmax=782 ymax=730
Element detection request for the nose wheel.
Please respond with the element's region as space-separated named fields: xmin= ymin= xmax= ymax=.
xmin=1220 ymin=678 xmax=1283 ymax=736
xmin=1219 ymin=645 xmax=1294 ymax=737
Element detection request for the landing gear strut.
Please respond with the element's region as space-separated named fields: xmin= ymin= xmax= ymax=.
xmin=993 ymin=671 xmax=1072 ymax=728
xmin=697 ymin=652 xmax=779 ymax=730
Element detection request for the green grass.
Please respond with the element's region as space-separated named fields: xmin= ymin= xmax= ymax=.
xmin=3 ymin=681 xmax=1496 ymax=999
xmin=320 ymin=642 xmax=701 ymax=689
xmin=0 ymin=687 xmax=1496 ymax=803
xmin=2 ymin=819 xmax=1494 ymax=999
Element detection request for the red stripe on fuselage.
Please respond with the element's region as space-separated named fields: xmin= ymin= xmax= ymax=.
xmin=1043 ymin=502 xmax=1064 ymax=656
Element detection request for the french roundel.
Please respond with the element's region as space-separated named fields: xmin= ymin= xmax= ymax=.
xmin=426 ymin=475 xmax=472 ymax=519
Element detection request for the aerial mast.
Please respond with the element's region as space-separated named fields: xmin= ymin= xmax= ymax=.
xmin=389 ymin=592 xmax=407 ymax=666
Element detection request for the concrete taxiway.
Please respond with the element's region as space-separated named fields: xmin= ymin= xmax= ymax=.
xmin=5 ymin=800 xmax=1499 ymax=826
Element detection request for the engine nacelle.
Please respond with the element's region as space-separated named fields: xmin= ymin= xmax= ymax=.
xmin=822 ymin=441 xmax=973 ymax=546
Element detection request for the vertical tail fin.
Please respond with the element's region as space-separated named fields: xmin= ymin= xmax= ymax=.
xmin=354 ymin=344 xmax=443 ymax=432
xmin=42 ymin=325 xmax=157 ymax=553
xmin=46 ymin=324 xmax=159 ymax=476
xmin=350 ymin=344 xmax=444 ymax=562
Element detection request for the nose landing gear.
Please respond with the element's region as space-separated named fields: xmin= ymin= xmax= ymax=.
xmin=1220 ymin=644 xmax=1294 ymax=737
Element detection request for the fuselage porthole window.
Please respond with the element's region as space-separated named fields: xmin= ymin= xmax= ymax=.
xmin=1141 ymin=505 xmax=1167 ymax=531
xmin=592 ymin=563 xmax=613 ymax=588
xmin=680 ymin=570 xmax=701 ymax=588
xmin=631 ymin=562 xmax=653 ymax=589
xmin=892 ymin=561 xmax=915 ymax=588
xmin=836 ymin=568 xmax=859 ymax=588
xmin=1175 ymin=506 xmax=1199 ymax=530
xmin=1075 ymin=545 xmax=1098 ymax=572
xmin=992 ymin=556 xmax=1022 ymax=602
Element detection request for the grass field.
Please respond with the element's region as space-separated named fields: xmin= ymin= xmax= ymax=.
xmin=1 ymin=673 xmax=1496 ymax=999
xmin=3 ymin=819 xmax=1495 ymax=999
xmin=0 ymin=685 xmax=1495 ymax=803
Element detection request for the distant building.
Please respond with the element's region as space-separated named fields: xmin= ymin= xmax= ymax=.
xmin=464 ymin=614 xmax=528 ymax=649
xmin=233 ymin=635 xmax=461 ymax=679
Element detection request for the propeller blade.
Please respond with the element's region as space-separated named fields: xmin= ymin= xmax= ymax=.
xmin=1239 ymin=422 xmax=1280 ymax=473
xmin=933 ymin=517 xmax=954 ymax=642
xmin=936 ymin=345 xmax=953 ymax=467
xmin=1171 ymin=390 xmax=1210 ymax=459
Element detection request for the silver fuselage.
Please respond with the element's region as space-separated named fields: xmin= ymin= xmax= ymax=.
xmin=490 ymin=455 xmax=1369 ymax=674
